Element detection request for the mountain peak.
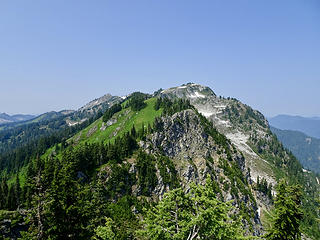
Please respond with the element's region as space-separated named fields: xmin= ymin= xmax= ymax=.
xmin=0 ymin=112 xmax=11 ymax=119
xmin=78 ymin=93 xmax=121 ymax=113
xmin=160 ymin=83 xmax=216 ymax=100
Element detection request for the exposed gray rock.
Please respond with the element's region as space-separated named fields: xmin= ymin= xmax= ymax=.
xmin=138 ymin=107 xmax=261 ymax=235
xmin=106 ymin=118 xmax=117 ymax=127
xmin=100 ymin=122 xmax=106 ymax=131
xmin=86 ymin=125 xmax=97 ymax=137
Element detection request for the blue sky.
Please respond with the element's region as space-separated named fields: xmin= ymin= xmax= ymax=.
xmin=0 ymin=1 xmax=319 ymax=117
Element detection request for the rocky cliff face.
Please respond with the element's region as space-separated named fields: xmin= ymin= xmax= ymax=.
xmin=136 ymin=108 xmax=262 ymax=234
xmin=160 ymin=83 xmax=275 ymax=187
xmin=158 ymin=83 xmax=319 ymax=232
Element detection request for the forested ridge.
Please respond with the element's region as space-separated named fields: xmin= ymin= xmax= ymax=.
xmin=0 ymin=93 xmax=319 ymax=239
xmin=0 ymin=112 xmax=103 ymax=174
xmin=270 ymin=126 xmax=320 ymax=174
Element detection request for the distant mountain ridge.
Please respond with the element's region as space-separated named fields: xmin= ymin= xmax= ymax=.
xmin=268 ymin=114 xmax=320 ymax=139
xmin=0 ymin=113 xmax=35 ymax=125
xmin=270 ymin=126 xmax=320 ymax=174
xmin=0 ymin=93 xmax=122 ymax=156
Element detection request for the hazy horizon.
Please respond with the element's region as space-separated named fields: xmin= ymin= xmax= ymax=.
xmin=1 ymin=1 xmax=319 ymax=117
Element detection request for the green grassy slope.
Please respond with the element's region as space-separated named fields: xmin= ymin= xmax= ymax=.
xmin=11 ymin=97 xmax=161 ymax=186
xmin=70 ymin=97 xmax=162 ymax=145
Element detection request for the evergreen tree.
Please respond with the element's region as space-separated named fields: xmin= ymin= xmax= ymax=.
xmin=266 ymin=179 xmax=303 ymax=240
xmin=130 ymin=125 xmax=136 ymax=138
xmin=23 ymin=160 xmax=47 ymax=239
xmin=15 ymin=173 xmax=21 ymax=207
xmin=0 ymin=177 xmax=8 ymax=209
xmin=7 ymin=184 xmax=17 ymax=210
xmin=93 ymin=217 xmax=116 ymax=240
xmin=139 ymin=176 xmax=244 ymax=240
xmin=147 ymin=123 xmax=152 ymax=134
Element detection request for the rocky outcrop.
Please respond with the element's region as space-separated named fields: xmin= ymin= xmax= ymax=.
xmin=138 ymin=108 xmax=262 ymax=235
xmin=148 ymin=110 xmax=212 ymax=159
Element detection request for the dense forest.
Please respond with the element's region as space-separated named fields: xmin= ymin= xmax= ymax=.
xmin=0 ymin=112 xmax=103 ymax=174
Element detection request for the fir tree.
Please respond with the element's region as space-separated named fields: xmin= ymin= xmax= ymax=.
xmin=15 ymin=173 xmax=21 ymax=207
xmin=0 ymin=177 xmax=8 ymax=209
xmin=139 ymin=176 xmax=244 ymax=240
xmin=266 ymin=179 xmax=303 ymax=240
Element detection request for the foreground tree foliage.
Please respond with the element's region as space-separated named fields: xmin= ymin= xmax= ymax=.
xmin=93 ymin=217 xmax=116 ymax=240
xmin=266 ymin=179 xmax=303 ymax=240
xmin=138 ymin=176 xmax=245 ymax=240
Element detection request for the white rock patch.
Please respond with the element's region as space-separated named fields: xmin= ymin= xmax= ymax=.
xmin=198 ymin=110 xmax=215 ymax=117
xmin=226 ymin=132 xmax=257 ymax=157
xmin=216 ymin=119 xmax=231 ymax=128
xmin=189 ymin=92 xmax=206 ymax=99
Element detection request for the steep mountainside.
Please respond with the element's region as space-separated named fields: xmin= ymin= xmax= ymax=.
xmin=270 ymin=126 xmax=320 ymax=173
xmin=269 ymin=115 xmax=320 ymax=139
xmin=140 ymin=108 xmax=261 ymax=233
xmin=160 ymin=83 xmax=320 ymax=236
xmin=161 ymin=84 xmax=275 ymax=186
xmin=0 ymin=84 xmax=319 ymax=239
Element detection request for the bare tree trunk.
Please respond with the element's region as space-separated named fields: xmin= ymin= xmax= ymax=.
xmin=187 ymin=224 xmax=199 ymax=240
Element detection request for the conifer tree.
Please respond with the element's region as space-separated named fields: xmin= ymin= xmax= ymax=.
xmin=0 ymin=177 xmax=8 ymax=209
xmin=130 ymin=125 xmax=136 ymax=138
xmin=15 ymin=173 xmax=21 ymax=207
xmin=139 ymin=176 xmax=244 ymax=240
xmin=266 ymin=179 xmax=303 ymax=240
xmin=7 ymin=184 xmax=17 ymax=210
xmin=93 ymin=217 xmax=116 ymax=240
